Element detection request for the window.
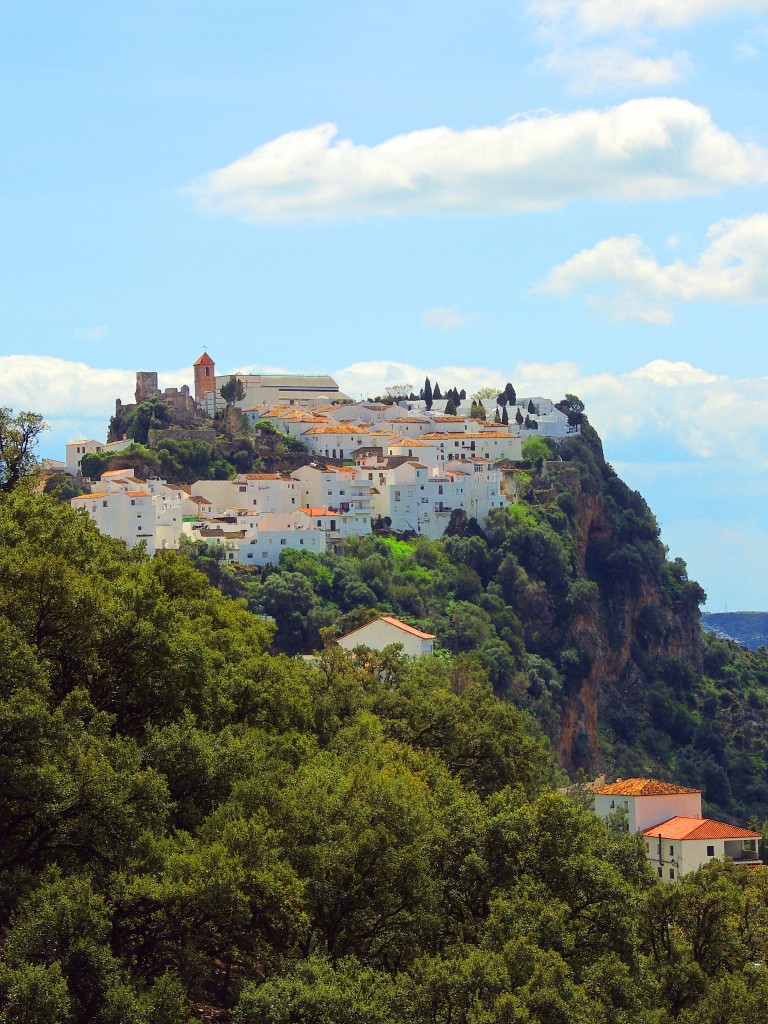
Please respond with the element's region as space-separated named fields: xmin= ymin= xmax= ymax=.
xmin=669 ymin=869 xmax=675 ymax=879
xmin=131 ymin=499 xmax=136 ymax=506
xmin=280 ymin=539 xmax=286 ymax=545
xmin=247 ymin=552 xmax=253 ymax=559
xmin=657 ymin=867 xmax=662 ymax=877
xmin=610 ymin=800 xmax=615 ymax=809
xmin=669 ymin=845 xmax=674 ymax=856
xmin=707 ymin=845 xmax=715 ymax=857
xmin=299 ymin=539 xmax=304 ymax=545
xmin=102 ymin=501 xmax=108 ymax=508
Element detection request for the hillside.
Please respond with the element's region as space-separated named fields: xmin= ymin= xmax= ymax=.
xmin=185 ymin=423 xmax=768 ymax=826
xmin=702 ymin=611 xmax=768 ymax=650
xmin=4 ymin=486 xmax=768 ymax=1023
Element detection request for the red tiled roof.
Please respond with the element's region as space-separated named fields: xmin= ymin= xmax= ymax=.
xmin=194 ymin=352 xmax=214 ymax=366
xmin=378 ymin=615 xmax=436 ymax=639
xmin=593 ymin=779 xmax=701 ymax=797
xmin=339 ymin=615 xmax=436 ymax=643
xmin=643 ymin=817 xmax=762 ymax=841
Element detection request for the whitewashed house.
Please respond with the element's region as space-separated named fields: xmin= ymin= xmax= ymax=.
xmin=592 ymin=778 xmax=762 ymax=881
xmin=420 ymin=431 xmax=523 ymax=463
xmin=643 ymin=817 xmax=762 ymax=882
xmin=72 ymin=487 xmax=157 ymax=554
xmin=337 ymin=615 xmax=435 ymax=657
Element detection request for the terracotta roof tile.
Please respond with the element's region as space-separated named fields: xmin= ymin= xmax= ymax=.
xmin=338 ymin=614 xmax=436 ymax=643
xmin=643 ymin=817 xmax=762 ymax=841
xmin=593 ymin=779 xmax=701 ymax=797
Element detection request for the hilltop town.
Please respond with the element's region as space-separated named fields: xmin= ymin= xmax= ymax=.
xmin=57 ymin=353 xmax=583 ymax=563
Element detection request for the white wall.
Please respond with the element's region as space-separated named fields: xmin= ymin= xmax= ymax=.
xmin=594 ymin=792 xmax=702 ymax=833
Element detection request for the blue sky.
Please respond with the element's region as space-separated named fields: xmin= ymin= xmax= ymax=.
xmin=2 ymin=1 xmax=767 ymax=609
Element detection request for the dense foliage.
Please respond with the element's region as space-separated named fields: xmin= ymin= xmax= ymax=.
xmin=4 ymin=489 xmax=768 ymax=1023
xmin=80 ymin=434 xmax=307 ymax=485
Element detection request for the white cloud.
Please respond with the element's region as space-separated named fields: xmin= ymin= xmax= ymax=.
xmin=187 ymin=100 xmax=768 ymax=223
xmin=75 ymin=325 xmax=108 ymax=342
xmin=531 ymin=1 xmax=768 ymax=35
xmin=334 ymin=356 xmax=768 ymax=463
xmin=422 ymin=307 xmax=483 ymax=330
xmin=537 ymin=212 xmax=768 ymax=321
xmin=542 ymin=45 xmax=691 ymax=92
xmin=530 ymin=1 xmax=768 ymax=90
xmin=6 ymin=353 xmax=765 ymax=471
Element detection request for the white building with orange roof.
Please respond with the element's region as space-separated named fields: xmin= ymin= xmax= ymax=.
xmin=421 ymin=431 xmax=523 ymax=463
xmin=71 ymin=486 xmax=157 ymax=554
xmin=593 ymin=778 xmax=703 ymax=833
xmin=290 ymin=465 xmax=372 ymax=525
xmin=643 ymin=817 xmax=762 ymax=881
xmin=592 ymin=778 xmax=763 ymax=881
xmin=297 ymin=505 xmax=371 ymax=539
xmin=337 ymin=615 xmax=435 ymax=657
xmin=386 ymin=436 xmax=440 ymax=469
xmin=300 ymin=424 xmax=372 ymax=459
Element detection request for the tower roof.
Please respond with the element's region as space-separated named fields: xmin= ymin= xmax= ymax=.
xmin=194 ymin=352 xmax=214 ymax=366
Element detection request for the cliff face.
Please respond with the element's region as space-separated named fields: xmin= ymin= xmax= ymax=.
xmin=539 ymin=451 xmax=703 ymax=773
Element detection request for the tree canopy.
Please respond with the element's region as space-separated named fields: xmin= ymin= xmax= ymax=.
xmin=0 ymin=407 xmax=46 ymax=492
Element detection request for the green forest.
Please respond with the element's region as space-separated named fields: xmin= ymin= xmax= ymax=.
xmin=4 ymin=410 xmax=768 ymax=1022
xmin=3 ymin=464 xmax=768 ymax=1020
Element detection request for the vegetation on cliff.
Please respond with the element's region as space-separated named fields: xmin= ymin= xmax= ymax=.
xmin=3 ymin=487 xmax=768 ymax=1023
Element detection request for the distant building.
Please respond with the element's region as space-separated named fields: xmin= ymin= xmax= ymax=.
xmin=200 ymin=368 xmax=352 ymax=413
xmin=336 ymin=615 xmax=435 ymax=657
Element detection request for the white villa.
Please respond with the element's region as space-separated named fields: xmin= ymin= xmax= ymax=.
xmin=593 ymin=778 xmax=762 ymax=881
xmin=337 ymin=615 xmax=436 ymax=657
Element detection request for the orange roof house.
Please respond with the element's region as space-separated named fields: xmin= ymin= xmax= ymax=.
xmin=336 ymin=614 xmax=435 ymax=658
xmin=593 ymin=776 xmax=763 ymax=881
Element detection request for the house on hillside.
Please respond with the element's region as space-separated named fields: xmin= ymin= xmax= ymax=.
xmin=336 ymin=615 xmax=435 ymax=657
xmin=593 ymin=778 xmax=762 ymax=881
